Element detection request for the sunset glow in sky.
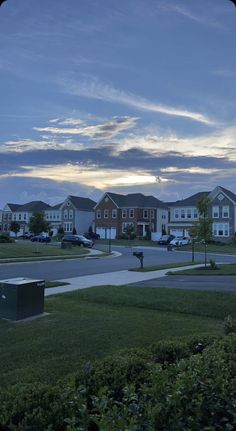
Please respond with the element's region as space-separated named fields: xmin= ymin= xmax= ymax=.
xmin=1 ymin=0 xmax=236 ymax=207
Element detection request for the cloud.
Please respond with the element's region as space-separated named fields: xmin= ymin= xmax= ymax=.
xmin=1 ymin=163 xmax=170 ymax=189
xmin=49 ymin=118 xmax=84 ymax=126
xmin=62 ymin=78 xmax=214 ymax=125
xmin=33 ymin=116 xmax=138 ymax=140
xmin=161 ymin=166 xmax=219 ymax=174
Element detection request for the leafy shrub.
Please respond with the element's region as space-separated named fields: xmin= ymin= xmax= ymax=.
xmin=1 ymin=334 xmax=235 ymax=431
xmin=224 ymin=315 xmax=236 ymax=335
xmin=0 ymin=233 xmax=14 ymax=243
xmin=209 ymin=258 xmax=219 ymax=270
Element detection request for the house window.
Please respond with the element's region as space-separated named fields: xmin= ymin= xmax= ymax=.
xmin=162 ymin=213 xmax=166 ymax=219
xmin=122 ymin=209 xmax=127 ymax=218
xmin=150 ymin=209 xmax=154 ymax=219
xmin=193 ymin=209 xmax=198 ymax=219
xmin=96 ymin=209 xmax=101 ymax=219
xmin=122 ymin=222 xmax=134 ymax=233
xmin=112 ymin=209 xmax=117 ymax=219
xmin=222 ymin=206 xmax=229 ymax=218
xmin=181 ymin=209 xmax=185 ymax=219
xmin=24 ymin=213 xmax=27 ymax=220
xmin=64 ymin=209 xmax=68 ymax=219
xmin=64 ymin=222 xmax=72 ymax=232
xmin=104 ymin=209 xmax=109 ymax=218
xmin=69 ymin=209 xmax=73 ymax=219
xmin=212 ymin=206 xmax=219 ymax=218
xmin=129 ymin=209 xmax=134 ymax=218
xmin=174 ymin=209 xmax=179 ymax=219
xmin=18 ymin=214 xmax=22 ymax=220
xmin=213 ymin=223 xmax=229 ymax=237
xmin=187 ymin=209 xmax=191 ymax=219
xmin=143 ymin=209 xmax=148 ymax=219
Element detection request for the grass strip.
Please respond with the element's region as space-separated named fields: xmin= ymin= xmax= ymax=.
xmin=0 ymin=285 xmax=231 ymax=387
xmin=168 ymin=263 xmax=236 ymax=276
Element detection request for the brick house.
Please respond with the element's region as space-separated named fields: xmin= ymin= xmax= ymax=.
xmin=94 ymin=192 xmax=168 ymax=239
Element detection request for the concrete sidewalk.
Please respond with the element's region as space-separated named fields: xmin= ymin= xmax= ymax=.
xmin=45 ymin=264 xmax=203 ymax=296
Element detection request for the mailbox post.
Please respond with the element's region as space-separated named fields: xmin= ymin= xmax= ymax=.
xmin=133 ymin=251 xmax=144 ymax=269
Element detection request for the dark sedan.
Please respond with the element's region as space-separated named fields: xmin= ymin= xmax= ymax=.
xmin=31 ymin=235 xmax=51 ymax=243
xmin=61 ymin=234 xmax=94 ymax=248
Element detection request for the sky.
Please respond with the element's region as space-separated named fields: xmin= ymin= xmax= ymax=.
xmin=1 ymin=0 xmax=236 ymax=208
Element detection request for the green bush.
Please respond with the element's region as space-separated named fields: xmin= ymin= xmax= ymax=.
xmin=2 ymin=334 xmax=236 ymax=431
xmin=0 ymin=233 xmax=14 ymax=243
xmin=224 ymin=315 xmax=236 ymax=335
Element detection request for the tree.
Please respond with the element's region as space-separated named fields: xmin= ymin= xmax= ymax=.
xmin=28 ymin=212 xmax=51 ymax=236
xmin=72 ymin=227 xmax=77 ymax=234
xmin=10 ymin=221 xmax=20 ymax=237
xmin=189 ymin=197 xmax=212 ymax=267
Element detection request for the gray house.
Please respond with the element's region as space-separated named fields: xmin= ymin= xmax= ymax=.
xmin=167 ymin=186 xmax=236 ymax=242
xmin=60 ymin=195 xmax=96 ymax=234
xmin=2 ymin=201 xmax=51 ymax=236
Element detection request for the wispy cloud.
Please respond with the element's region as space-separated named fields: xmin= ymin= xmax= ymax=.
xmin=62 ymin=78 xmax=214 ymax=125
xmin=34 ymin=116 xmax=138 ymax=140
xmin=160 ymin=3 xmax=226 ymax=30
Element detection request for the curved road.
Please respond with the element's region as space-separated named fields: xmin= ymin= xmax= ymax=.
xmin=1 ymin=246 xmax=236 ymax=282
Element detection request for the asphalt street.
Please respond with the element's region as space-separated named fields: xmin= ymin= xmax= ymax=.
xmin=130 ymin=274 xmax=236 ymax=292
xmin=1 ymin=245 xmax=236 ymax=285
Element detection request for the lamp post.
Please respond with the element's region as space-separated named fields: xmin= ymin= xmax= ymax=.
xmin=108 ymin=227 xmax=111 ymax=253
xmin=191 ymin=237 xmax=195 ymax=262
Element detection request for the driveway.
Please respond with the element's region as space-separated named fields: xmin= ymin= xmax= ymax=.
xmin=130 ymin=274 xmax=236 ymax=292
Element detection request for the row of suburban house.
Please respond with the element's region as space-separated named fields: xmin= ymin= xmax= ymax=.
xmin=1 ymin=185 xmax=236 ymax=242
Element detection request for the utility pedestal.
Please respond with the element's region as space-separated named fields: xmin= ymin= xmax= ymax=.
xmin=0 ymin=277 xmax=45 ymax=321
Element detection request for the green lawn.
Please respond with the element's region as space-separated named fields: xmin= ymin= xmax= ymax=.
xmin=180 ymin=242 xmax=236 ymax=254
xmin=0 ymin=242 xmax=90 ymax=261
xmin=168 ymin=263 xmax=236 ymax=276
xmin=1 ymin=285 xmax=235 ymax=387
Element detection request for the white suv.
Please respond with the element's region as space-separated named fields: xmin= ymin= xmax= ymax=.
xmin=170 ymin=236 xmax=191 ymax=247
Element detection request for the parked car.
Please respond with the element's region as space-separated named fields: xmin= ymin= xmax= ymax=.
xmin=62 ymin=234 xmax=94 ymax=248
xmin=170 ymin=236 xmax=191 ymax=247
xmin=157 ymin=234 xmax=175 ymax=245
xmin=20 ymin=232 xmax=33 ymax=240
xmin=84 ymin=231 xmax=100 ymax=240
xmin=31 ymin=235 xmax=51 ymax=243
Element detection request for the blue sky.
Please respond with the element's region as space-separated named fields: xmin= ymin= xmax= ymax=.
xmin=1 ymin=0 xmax=236 ymax=208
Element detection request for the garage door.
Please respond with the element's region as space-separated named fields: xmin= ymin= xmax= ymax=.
xmin=96 ymin=227 xmax=116 ymax=239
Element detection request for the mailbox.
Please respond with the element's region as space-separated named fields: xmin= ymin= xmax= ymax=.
xmin=133 ymin=251 xmax=143 ymax=259
xmin=133 ymin=251 xmax=144 ymax=268
xmin=0 ymin=277 xmax=45 ymax=321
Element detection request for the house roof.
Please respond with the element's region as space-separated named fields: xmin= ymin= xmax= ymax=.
xmin=106 ymin=192 xmax=167 ymax=208
xmin=217 ymin=186 xmax=236 ymax=203
xmin=49 ymin=203 xmax=63 ymax=210
xmin=68 ymin=195 xmax=96 ymax=211
xmin=5 ymin=203 xmax=21 ymax=211
xmin=16 ymin=201 xmax=51 ymax=212
xmin=167 ymin=191 xmax=210 ymax=207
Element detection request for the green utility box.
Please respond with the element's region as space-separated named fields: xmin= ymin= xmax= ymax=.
xmin=0 ymin=277 xmax=45 ymax=321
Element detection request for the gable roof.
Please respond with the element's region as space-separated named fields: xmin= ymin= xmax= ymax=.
xmin=67 ymin=195 xmax=96 ymax=211
xmin=5 ymin=203 xmax=21 ymax=211
xmin=167 ymin=191 xmax=210 ymax=207
xmin=16 ymin=201 xmax=51 ymax=212
xmin=217 ymin=186 xmax=236 ymax=203
xmin=97 ymin=192 xmax=167 ymax=208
